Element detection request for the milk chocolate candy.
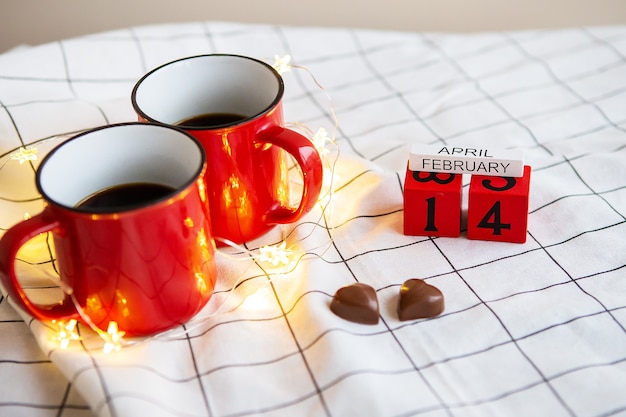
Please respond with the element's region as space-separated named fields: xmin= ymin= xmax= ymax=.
xmin=330 ymin=283 xmax=379 ymax=325
xmin=398 ymin=279 xmax=444 ymax=321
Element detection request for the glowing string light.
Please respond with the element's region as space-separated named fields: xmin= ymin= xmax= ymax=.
xmin=272 ymin=54 xmax=292 ymax=75
xmin=102 ymin=321 xmax=125 ymax=354
xmin=311 ymin=128 xmax=331 ymax=156
xmin=10 ymin=147 xmax=38 ymax=164
xmin=51 ymin=319 xmax=80 ymax=349
xmin=259 ymin=241 xmax=291 ymax=267
xmin=67 ymin=293 xmax=132 ymax=353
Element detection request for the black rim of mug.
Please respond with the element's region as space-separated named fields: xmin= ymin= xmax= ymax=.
xmin=130 ymin=54 xmax=285 ymax=130
xmin=35 ymin=122 xmax=206 ymax=214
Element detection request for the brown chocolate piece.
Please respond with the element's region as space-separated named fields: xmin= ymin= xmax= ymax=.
xmin=330 ymin=283 xmax=379 ymax=325
xmin=398 ymin=279 xmax=444 ymax=321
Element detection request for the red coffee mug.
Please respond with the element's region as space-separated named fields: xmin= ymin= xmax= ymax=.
xmin=132 ymin=54 xmax=323 ymax=245
xmin=0 ymin=123 xmax=217 ymax=337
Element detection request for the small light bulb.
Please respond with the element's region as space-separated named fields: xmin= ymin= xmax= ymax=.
xmin=102 ymin=321 xmax=125 ymax=354
xmin=259 ymin=241 xmax=291 ymax=267
xmin=272 ymin=55 xmax=292 ymax=76
xmin=311 ymin=128 xmax=331 ymax=156
xmin=52 ymin=319 xmax=80 ymax=349
xmin=10 ymin=147 xmax=38 ymax=164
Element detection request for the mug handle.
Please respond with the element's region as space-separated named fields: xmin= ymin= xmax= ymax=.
xmin=0 ymin=209 xmax=78 ymax=322
xmin=257 ymin=126 xmax=324 ymax=225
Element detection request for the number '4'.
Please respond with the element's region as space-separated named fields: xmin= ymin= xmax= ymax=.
xmin=477 ymin=201 xmax=511 ymax=235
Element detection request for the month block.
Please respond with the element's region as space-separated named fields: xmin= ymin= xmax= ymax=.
xmin=467 ymin=165 xmax=531 ymax=243
xmin=409 ymin=144 xmax=525 ymax=177
xmin=404 ymin=166 xmax=463 ymax=237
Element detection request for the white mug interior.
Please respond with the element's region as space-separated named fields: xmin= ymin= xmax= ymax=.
xmin=132 ymin=54 xmax=282 ymax=126
xmin=37 ymin=123 xmax=204 ymax=211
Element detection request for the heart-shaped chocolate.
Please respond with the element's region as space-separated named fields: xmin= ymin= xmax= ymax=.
xmin=397 ymin=279 xmax=444 ymax=321
xmin=330 ymin=283 xmax=379 ymax=325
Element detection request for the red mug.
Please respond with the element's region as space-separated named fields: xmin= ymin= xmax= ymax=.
xmin=131 ymin=54 xmax=323 ymax=245
xmin=0 ymin=123 xmax=217 ymax=336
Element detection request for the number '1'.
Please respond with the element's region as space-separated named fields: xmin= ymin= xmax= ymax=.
xmin=425 ymin=197 xmax=437 ymax=232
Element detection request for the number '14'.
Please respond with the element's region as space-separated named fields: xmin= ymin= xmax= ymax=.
xmin=424 ymin=197 xmax=512 ymax=235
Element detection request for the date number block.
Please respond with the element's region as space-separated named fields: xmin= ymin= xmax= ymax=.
xmin=404 ymin=167 xmax=463 ymax=237
xmin=467 ymin=165 xmax=531 ymax=243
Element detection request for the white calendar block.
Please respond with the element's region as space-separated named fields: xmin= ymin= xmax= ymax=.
xmin=409 ymin=144 xmax=525 ymax=178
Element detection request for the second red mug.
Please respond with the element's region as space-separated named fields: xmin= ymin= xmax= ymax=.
xmin=132 ymin=54 xmax=323 ymax=245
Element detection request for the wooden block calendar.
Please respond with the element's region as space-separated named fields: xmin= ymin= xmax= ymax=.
xmin=403 ymin=145 xmax=531 ymax=243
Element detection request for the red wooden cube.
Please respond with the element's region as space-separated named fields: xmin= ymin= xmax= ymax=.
xmin=467 ymin=165 xmax=531 ymax=243
xmin=404 ymin=166 xmax=463 ymax=237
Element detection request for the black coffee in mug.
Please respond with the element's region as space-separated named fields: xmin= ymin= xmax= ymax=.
xmin=176 ymin=112 xmax=247 ymax=128
xmin=77 ymin=183 xmax=176 ymax=211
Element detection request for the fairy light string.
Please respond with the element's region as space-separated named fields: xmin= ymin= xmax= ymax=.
xmin=3 ymin=55 xmax=341 ymax=353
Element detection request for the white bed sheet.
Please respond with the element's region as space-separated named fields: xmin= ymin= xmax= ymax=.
xmin=0 ymin=21 xmax=625 ymax=417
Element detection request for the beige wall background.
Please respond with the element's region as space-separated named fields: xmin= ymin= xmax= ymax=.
xmin=2 ymin=0 xmax=626 ymax=53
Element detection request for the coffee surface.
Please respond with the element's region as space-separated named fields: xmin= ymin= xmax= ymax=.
xmin=76 ymin=183 xmax=175 ymax=211
xmin=176 ymin=112 xmax=247 ymax=128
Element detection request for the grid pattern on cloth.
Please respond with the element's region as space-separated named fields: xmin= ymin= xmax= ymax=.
xmin=0 ymin=21 xmax=625 ymax=417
